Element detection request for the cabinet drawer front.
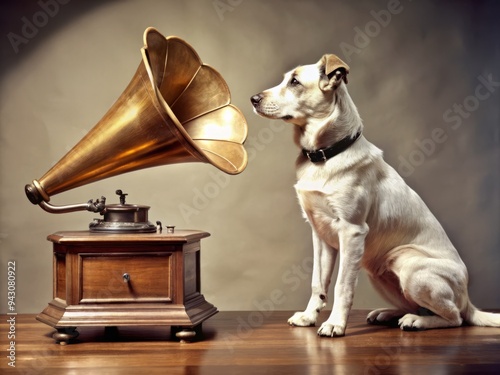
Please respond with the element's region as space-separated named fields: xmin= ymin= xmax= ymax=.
xmin=79 ymin=253 xmax=172 ymax=303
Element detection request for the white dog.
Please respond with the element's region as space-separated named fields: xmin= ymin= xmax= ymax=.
xmin=250 ymin=54 xmax=500 ymax=337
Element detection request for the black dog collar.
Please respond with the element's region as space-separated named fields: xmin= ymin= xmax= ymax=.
xmin=302 ymin=132 xmax=362 ymax=163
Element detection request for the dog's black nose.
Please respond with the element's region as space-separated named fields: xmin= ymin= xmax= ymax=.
xmin=250 ymin=94 xmax=262 ymax=106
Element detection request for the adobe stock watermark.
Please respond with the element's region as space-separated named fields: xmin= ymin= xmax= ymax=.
xmin=339 ymin=0 xmax=411 ymax=62
xmin=397 ymin=72 xmax=500 ymax=177
xmin=364 ymin=341 xmax=402 ymax=375
xmin=18 ymin=347 xmax=61 ymax=375
xmin=6 ymin=0 xmax=71 ymax=54
xmin=222 ymin=256 xmax=313 ymax=352
xmin=212 ymin=0 xmax=244 ymax=22
xmin=6 ymin=261 xmax=17 ymax=369
xmin=178 ymin=120 xmax=286 ymax=223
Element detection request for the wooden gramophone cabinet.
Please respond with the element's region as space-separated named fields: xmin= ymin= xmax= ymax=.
xmin=36 ymin=229 xmax=217 ymax=345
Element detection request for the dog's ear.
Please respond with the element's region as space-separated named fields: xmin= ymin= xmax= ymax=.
xmin=319 ymin=54 xmax=350 ymax=91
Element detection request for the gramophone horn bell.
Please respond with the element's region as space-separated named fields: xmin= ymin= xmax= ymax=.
xmin=25 ymin=27 xmax=248 ymax=215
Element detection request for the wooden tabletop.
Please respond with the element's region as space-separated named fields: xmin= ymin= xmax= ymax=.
xmin=47 ymin=229 xmax=211 ymax=244
xmin=1 ymin=310 xmax=499 ymax=374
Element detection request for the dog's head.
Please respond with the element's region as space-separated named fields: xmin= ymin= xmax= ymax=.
xmin=251 ymin=54 xmax=349 ymax=126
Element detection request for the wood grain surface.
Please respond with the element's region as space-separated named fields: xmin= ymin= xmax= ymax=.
xmin=1 ymin=310 xmax=499 ymax=374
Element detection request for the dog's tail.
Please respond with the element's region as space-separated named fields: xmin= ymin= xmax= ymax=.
xmin=464 ymin=302 xmax=500 ymax=327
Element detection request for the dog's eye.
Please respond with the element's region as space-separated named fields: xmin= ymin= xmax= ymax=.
xmin=290 ymin=77 xmax=300 ymax=86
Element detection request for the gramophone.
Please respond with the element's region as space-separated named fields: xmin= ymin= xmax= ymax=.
xmin=25 ymin=27 xmax=248 ymax=344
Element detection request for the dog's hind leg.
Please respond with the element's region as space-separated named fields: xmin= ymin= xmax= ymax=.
xmin=398 ymin=278 xmax=464 ymax=331
xmin=366 ymin=271 xmax=418 ymax=326
xmin=395 ymin=257 xmax=468 ymax=331
xmin=288 ymin=230 xmax=337 ymax=327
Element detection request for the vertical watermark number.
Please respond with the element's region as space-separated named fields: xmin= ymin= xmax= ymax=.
xmin=6 ymin=261 xmax=16 ymax=368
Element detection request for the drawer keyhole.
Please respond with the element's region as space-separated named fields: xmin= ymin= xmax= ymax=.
xmin=122 ymin=273 xmax=131 ymax=283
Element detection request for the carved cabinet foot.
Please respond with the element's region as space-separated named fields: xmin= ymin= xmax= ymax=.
xmin=53 ymin=327 xmax=79 ymax=345
xmin=171 ymin=324 xmax=202 ymax=343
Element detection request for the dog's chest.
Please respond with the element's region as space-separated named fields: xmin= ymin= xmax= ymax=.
xmin=294 ymin=183 xmax=343 ymax=249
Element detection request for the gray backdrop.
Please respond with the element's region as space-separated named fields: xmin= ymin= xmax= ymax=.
xmin=1 ymin=0 xmax=499 ymax=314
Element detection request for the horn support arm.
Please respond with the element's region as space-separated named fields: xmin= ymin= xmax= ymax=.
xmin=38 ymin=198 xmax=106 ymax=214
xmin=25 ymin=180 xmax=106 ymax=214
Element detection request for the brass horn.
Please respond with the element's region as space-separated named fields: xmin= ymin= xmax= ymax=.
xmin=25 ymin=27 xmax=248 ymax=217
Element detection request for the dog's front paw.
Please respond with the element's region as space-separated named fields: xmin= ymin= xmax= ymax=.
xmin=288 ymin=311 xmax=316 ymax=327
xmin=398 ymin=314 xmax=426 ymax=331
xmin=317 ymin=322 xmax=346 ymax=337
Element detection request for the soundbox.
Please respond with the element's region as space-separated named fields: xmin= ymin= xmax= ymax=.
xmin=24 ymin=27 xmax=248 ymax=232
